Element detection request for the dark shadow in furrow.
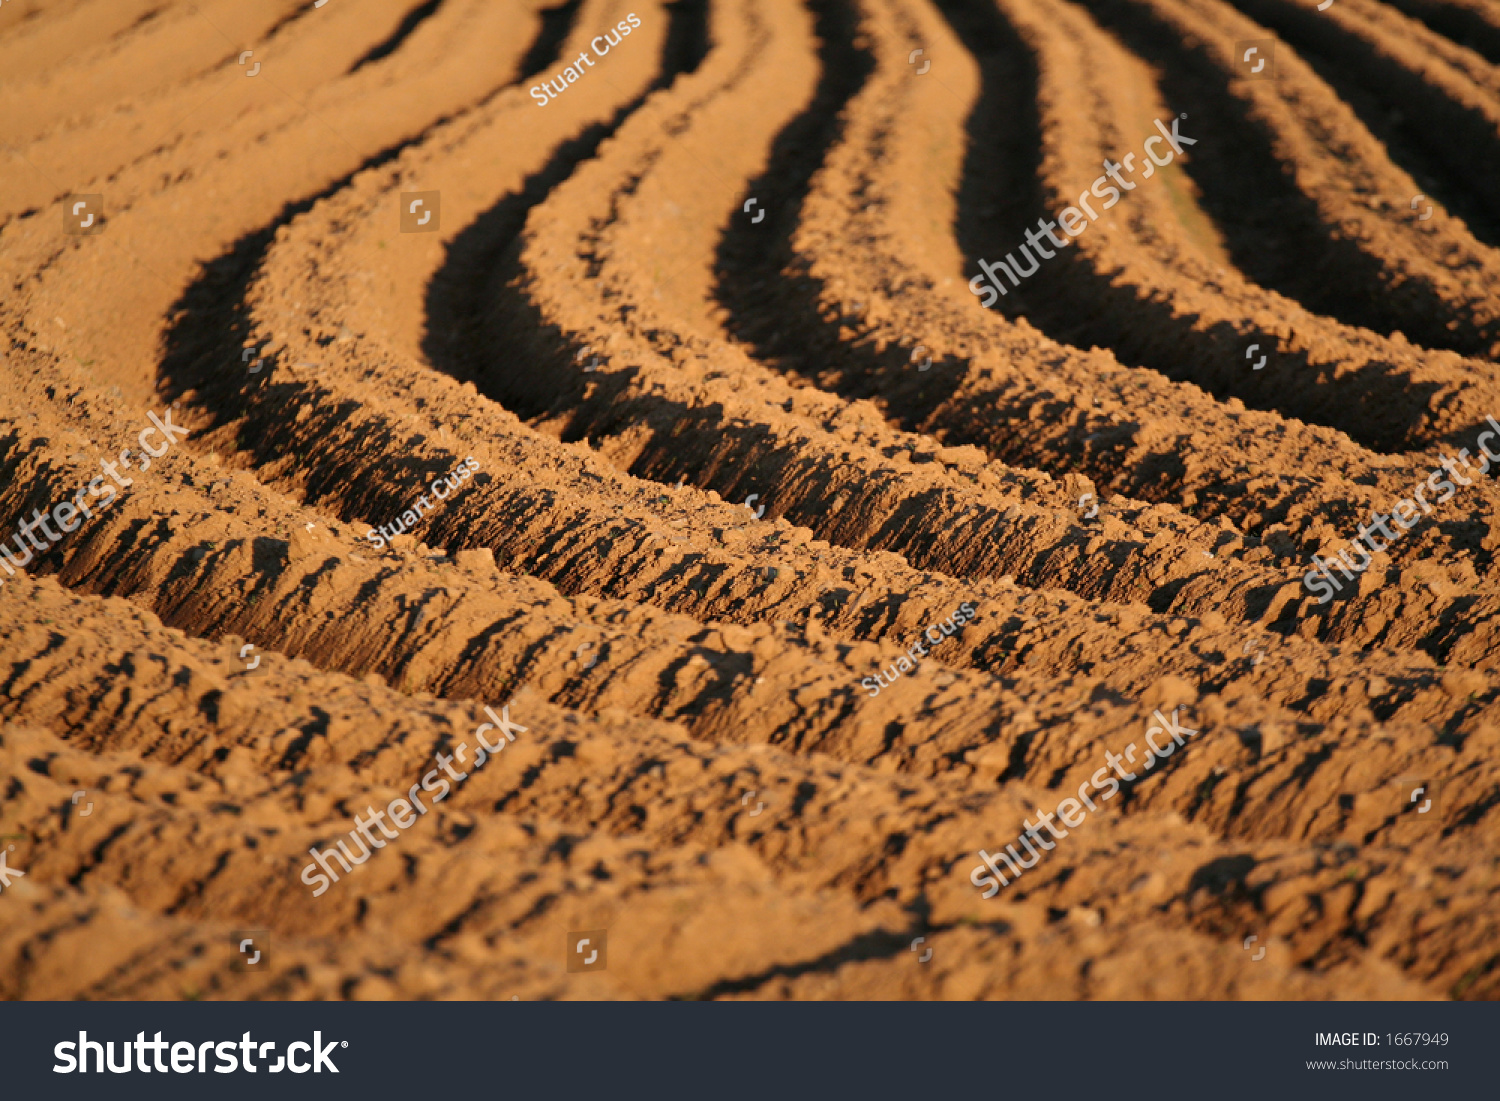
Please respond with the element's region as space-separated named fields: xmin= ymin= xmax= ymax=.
xmin=670 ymin=923 xmax=934 ymax=999
xmin=712 ymin=0 xmax=919 ymax=411
xmin=1230 ymin=0 xmax=1500 ymax=250
xmin=432 ymin=0 xmax=985 ymax=570
xmin=937 ymin=0 xmax=1044 ymax=316
xmin=418 ymin=0 xmax=708 ymax=397
xmin=939 ymin=0 xmax=1443 ymax=455
xmin=262 ymin=1 xmax=325 ymax=44
xmin=942 ymin=0 xmax=1156 ymax=348
xmin=414 ymin=0 xmax=1208 ymax=605
xmin=1381 ymin=0 xmax=1500 ymax=66
xmin=708 ymin=0 xmax=1436 ymax=484
xmin=937 ymin=0 xmax=1114 ymax=373
xmin=156 ymin=4 xmax=582 ymax=533
xmin=660 ymin=0 xmax=711 ymax=79
xmin=708 ymin=0 xmax=1424 ymax=475
xmin=1075 ymin=0 xmax=1481 ymax=354
xmin=520 ymin=0 xmax=587 ymax=78
xmin=710 ymin=0 xmax=1167 ymax=489
xmin=348 ymin=0 xmax=444 ymax=74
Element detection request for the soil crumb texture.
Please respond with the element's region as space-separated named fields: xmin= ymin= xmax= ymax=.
xmin=2 ymin=0 xmax=1498 ymax=1001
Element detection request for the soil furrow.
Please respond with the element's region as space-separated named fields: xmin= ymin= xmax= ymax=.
xmin=711 ymin=0 xmax=1500 ymax=541
xmin=4 ymin=582 xmax=1482 ymax=997
xmin=0 ymin=0 xmax=550 ymax=411
xmin=708 ymin=0 xmax=1500 ymax=654
xmin=1380 ymin=0 xmax=1500 ymax=65
xmin=0 ymin=722 xmax=893 ymax=1000
xmin=5 ymin=0 xmax=1497 ymax=1002
xmin=447 ymin=0 xmax=1325 ymax=622
xmin=1225 ymin=0 xmax=1500 ymax=248
xmin=0 ymin=1 xmax=310 ymax=153
xmin=9 ymin=0 xmax=1490 ymax=695
xmin=974 ymin=0 xmax=1500 ymax=452
xmin=0 ymin=0 xmax=441 ymax=226
xmin=7 ymin=535 xmax=1499 ymax=860
xmin=1078 ymin=0 xmax=1500 ymax=359
xmin=0 ymin=875 xmax=615 ymax=1001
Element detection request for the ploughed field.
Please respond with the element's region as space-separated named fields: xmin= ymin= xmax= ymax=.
xmin=1 ymin=0 xmax=1498 ymax=1000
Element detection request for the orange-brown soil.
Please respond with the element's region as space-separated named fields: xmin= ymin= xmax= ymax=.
xmin=1 ymin=0 xmax=1497 ymax=999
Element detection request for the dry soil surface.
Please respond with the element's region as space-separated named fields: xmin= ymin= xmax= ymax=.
xmin=1 ymin=0 xmax=1497 ymax=1000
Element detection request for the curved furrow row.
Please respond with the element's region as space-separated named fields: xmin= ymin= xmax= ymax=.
xmin=5 ymin=172 xmax=1494 ymax=1008
xmin=0 ymin=0 xmax=547 ymax=408
xmin=225 ymin=0 xmax=1500 ymax=996
xmin=12 ymin=484 xmax=1500 ymax=849
xmin=87 ymin=0 xmax=1494 ymax=786
xmin=0 ymin=720 xmax=889 ymax=1001
xmin=1224 ymin=0 xmax=1500 ymax=250
xmin=766 ymin=0 xmax=1477 ymax=462
xmin=2 ymin=0 xmax=1497 ymax=1002
xmin=147 ymin=98 xmax=1500 ymax=742
xmin=713 ymin=0 xmax=1389 ymax=542
xmin=17 ymin=343 xmax=1497 ymax=797
xmin=1 ymin=874 xmax=609 ymax=1000
xmin=5 ymin=718 xmax=1421 ymax=1001
xmin=164 ymin=0 xmax=1500 ymax=681
xmin=723 ymin=0 xmax=1500 ymax=661
xmin=0 ymin=0 xmax=318 ymax=160
xmin=1072 ymin=0 xmax=1500 ymax=363
xmin=1379 ymin=0 xmax=1500 ymax=66
xmin=5 ymin=578 xmax=1482 ymax=997
xmin=452 ymin=0 xmax=1332 ymax=625
xmin=124 ymin=186 xmax=1500 ymax=758
xmin=175 ymin=29 xmax=1347 ymax=715
xmin=988 ymin=0 xmax=1500 ymax=450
